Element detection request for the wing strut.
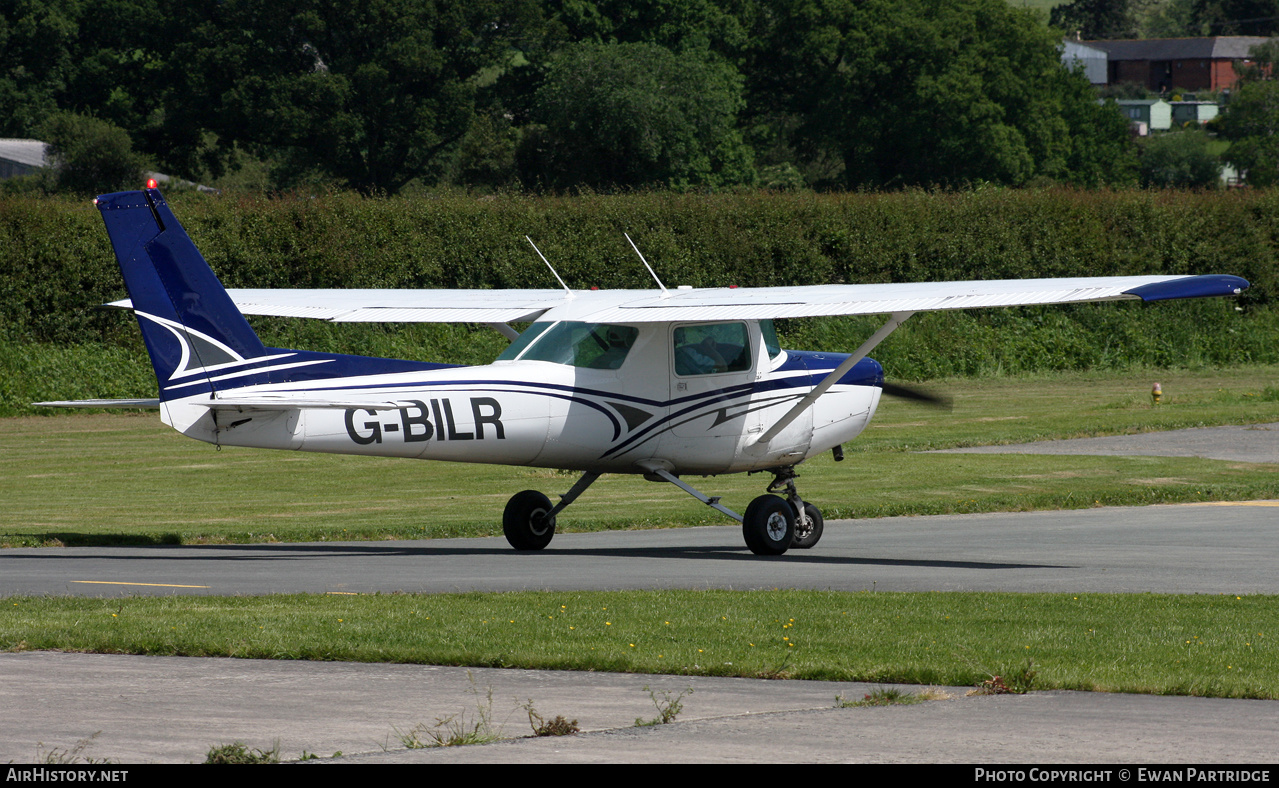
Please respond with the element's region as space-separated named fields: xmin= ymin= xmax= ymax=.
xmin=486 ymin=322 xmax=520 ymax=341
xmin=752 ymin=311 xmax=915 ymax=447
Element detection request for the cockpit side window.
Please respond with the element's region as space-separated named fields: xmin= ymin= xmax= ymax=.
xmin=498 ymin=321 xmax=638 ymax=370
xmin=759 ymin=319 xmax=782 ymax=360
xmin=673 ymin=322 xmax=752 ymax=376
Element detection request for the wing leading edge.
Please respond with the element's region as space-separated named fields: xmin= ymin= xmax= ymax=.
xmin=106 ymin=274 xmax=1247 ymax=324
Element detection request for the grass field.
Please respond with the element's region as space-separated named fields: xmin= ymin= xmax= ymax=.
xmin=4 ymin=590 xmax=1275 ymax=698
xmin=3 ymin=365 xmax=1277 ymax=547
xmin=4 ymin=364 xmax=1278 ymax=699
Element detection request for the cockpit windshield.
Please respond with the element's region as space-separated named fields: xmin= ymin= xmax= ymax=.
xmin=496 ymin=321 xmax=639 ymax=370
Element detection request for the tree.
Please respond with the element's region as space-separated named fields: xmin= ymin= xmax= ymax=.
xmin=1144 ymin=0 xmax=1206 ymax=37
xmin=1192 ymin=0 xmax=1279 ymax=36
xmin=0 ymin=0 xmax=81 ymax=137
xmin=1219 ymin=38 xmax=1279 ymax=185
xmin=1139 ymin=130 xmax=1222 ymax=187
xmin=747 ymin=0 xmax=1136 ymax=189
xmin=1050 ymin=0 xmax=1147 ymax=39
xmin=519 ymin=41 xmax=755 ymax=190
xmin=155 ymin=0 xmax=542 ymax=194
xmin=56 ymin=0 xmax=166 ymax=141
xmin=1219 ymin=80 xmax=1279 ymax=185
xmin=39 ymin=111 xmax=146 ymax=194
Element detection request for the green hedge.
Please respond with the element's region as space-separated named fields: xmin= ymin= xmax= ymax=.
xmin=2 ymin=189 xmax=1276 ymax=415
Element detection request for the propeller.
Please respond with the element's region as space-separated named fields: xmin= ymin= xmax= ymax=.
xmin=881 ymin=381 xmax=953 ymax=411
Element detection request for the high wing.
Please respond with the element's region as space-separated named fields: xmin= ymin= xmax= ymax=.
xmin=108 ymin=275 xmax=1246 ymax=323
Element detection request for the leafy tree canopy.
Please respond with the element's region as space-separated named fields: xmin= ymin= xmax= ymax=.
xmin=155 ymin=0 xmax=544 ymax=194
xmin=0 ymin=0 xmax=1150 ymax=193
xmin=520 ymin=40 xmax=755 ymax=190
xmin=1051 ymin=0 xmax=1148 ymax=39
xmin=0 ymin=0 xmax=79 ymax=136
xmin=1218 ymin=39 xmax=1279 ymax=185
xmin=39 ymin=111 xmax=147 ymax=194
xmin=751 ymin=0 xmax=1136 ymax=189
xmin=551 ymin=0 xmax=751 ymax=57
xmin=1139 ymin=130 xmax=1222 ymax=187
xmin=1193 ymin=0 xmax=1279 ymax=36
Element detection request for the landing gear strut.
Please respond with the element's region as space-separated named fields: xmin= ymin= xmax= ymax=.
xmin=502 ymin=472 xmax=600 ymax=551
xmin=637 ymin=461 xmax=823 ymax=556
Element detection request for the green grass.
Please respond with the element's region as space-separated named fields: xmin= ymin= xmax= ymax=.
xmin=5 ymin=366 xmax=1277 ymax=699
xmin=2 ymin=366 xmax=1276 ymax=547
xmin=4 ymin=590 xmax=1275 ymax=699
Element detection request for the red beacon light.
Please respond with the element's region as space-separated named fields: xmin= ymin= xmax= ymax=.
xmin=146 ymin=178 xmax=158 ymax=189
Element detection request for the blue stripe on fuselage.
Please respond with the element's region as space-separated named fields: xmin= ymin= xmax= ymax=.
xmin=184 ymin=352 xmax=883 ymax=455
xmin=775 ymin=351 xmax=884 ymax=388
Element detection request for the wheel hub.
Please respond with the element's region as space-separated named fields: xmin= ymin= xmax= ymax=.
xmin=764 ymin=511 xmax=789 ymax=541
xmin=793 ymin=516 xmax=812 ymax=539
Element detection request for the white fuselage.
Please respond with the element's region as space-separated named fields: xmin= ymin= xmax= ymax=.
xmin=159 ymin=320 xmax=882 ymax=476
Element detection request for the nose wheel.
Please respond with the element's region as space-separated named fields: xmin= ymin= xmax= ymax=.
xmin=790 ymin=501 xmax=824 ymax=549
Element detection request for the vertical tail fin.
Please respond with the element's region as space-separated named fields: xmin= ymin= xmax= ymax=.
xmin=96 ymin=188 xmax=267 ymax=400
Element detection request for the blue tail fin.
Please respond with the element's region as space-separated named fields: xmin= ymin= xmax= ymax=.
xmin=97 ymin=188 xmax=267 ymax=400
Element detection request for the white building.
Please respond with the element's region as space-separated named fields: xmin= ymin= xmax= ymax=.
xmin=1062 ymin=40 xmax=1108 ymax=85
xmin=0 ymin=139 xmax=49 ymax=179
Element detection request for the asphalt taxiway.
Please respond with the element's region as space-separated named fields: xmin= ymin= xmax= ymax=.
xmin=2 ymin=501 xmax=1276 ymax=597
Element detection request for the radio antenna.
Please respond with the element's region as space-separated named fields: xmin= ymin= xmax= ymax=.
xmin=625 ymin=233 xmax=669 ymax=297
xmin=525 ymin=236 xmax=572 ymax=297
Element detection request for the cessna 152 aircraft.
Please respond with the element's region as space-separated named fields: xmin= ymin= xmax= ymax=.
xmin=43 ymin=187 xmax=1249 ymax=555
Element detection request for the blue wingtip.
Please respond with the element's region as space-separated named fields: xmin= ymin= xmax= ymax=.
xmin=1124 ymin=275 xmax=1250 ymax=302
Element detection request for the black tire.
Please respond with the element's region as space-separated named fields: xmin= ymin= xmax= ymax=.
xmin=790 ymin=502 xmax=824 ymax=549
xmin=503 ymin=490 xmax=556 ymax=550
xmin=742 ymin=494 xmax=794 ymax=556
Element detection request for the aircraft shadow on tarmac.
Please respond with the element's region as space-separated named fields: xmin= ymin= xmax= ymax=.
xmin=3 ymin=540 xmax=1066 ymax=572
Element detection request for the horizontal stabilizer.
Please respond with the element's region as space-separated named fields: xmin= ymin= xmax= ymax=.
xmin=33 ymin=399 xmax=161 ymax=409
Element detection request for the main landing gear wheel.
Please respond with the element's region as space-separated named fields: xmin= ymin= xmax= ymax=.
xmin=790 ymin=502 xmax=824 ymax=550
xmin=503 ymin=490 xmax=556 ymax=550
xmin=743 ymin=494 xmax=795 ymax=556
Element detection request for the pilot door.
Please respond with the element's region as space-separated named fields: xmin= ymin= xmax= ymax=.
xmin=664 ymin=320 xmax=761 ymax=472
